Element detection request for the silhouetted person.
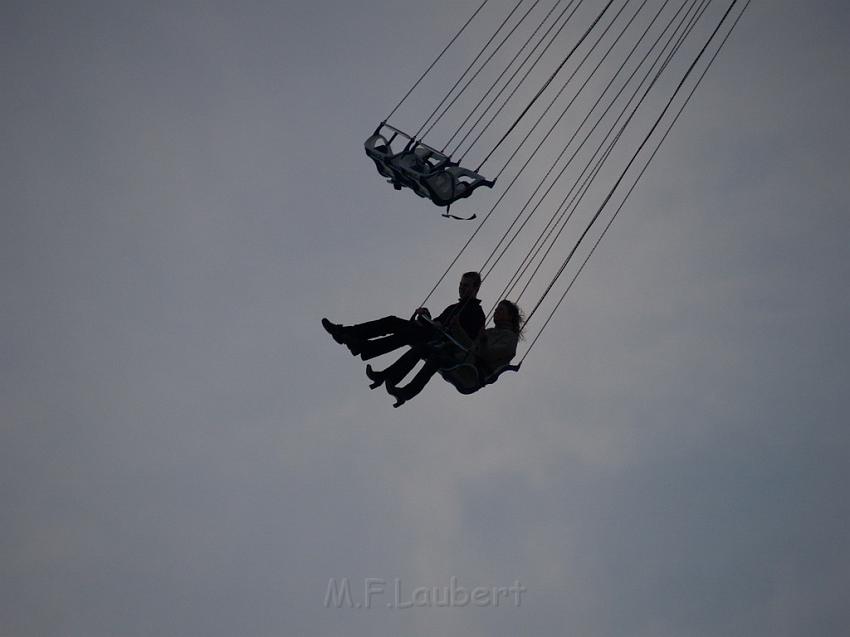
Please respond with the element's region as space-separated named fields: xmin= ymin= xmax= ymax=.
xmin=322 ymin=272 xmax=485 ymax=395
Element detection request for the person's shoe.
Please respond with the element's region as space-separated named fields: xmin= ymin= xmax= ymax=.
xmin=385 ymin=382 xmax=413 ymax=408
xmin=365 ymin=364 xmax=384 ymax=389
xmin=321 ymin=318 xmax=346 ymax=344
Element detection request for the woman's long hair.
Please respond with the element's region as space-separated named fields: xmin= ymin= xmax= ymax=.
xmin=497 ymin=300 xmax=525 ymax=339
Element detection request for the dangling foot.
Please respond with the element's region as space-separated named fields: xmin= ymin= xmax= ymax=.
xmin=385 ymin=382 xmax=413 ymax=408
xmin=321 ymin=318 xmax=347 ymax=345
xmin=365 ymin=364 xmax=385 ymax=389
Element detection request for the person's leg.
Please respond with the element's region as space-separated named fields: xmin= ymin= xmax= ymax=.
xmin=325 ymin=315 xmax=431 ymax=346
xmin=386 ymin=358 xmax=441 ymax=407
xmin=384 ymin=349 xmax=422 ymax=384
xmin=366 ymin=349 xmax=421 ymax=387
xmin=354 ymin=322 xmax=435 ymax=359
xmin=345 ymin=315 xmax=410 ymax=340
xmin=357 ymin=334 xmax=408 ymax=360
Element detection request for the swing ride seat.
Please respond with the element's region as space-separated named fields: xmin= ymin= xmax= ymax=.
xmin=438 ymin=360 xmax=522 ymax=395
xmin=364 ymin=124 xmax=419 ymax=191
xmin=420 ymin=163 xmax=496 ymax=207
xmin=364 ymin=123 xmax=494 ymax=207
xmin=387 ymin=144 xmax=445 ymax=199
xmin=416 ymin=316 xmax=520 ymax=395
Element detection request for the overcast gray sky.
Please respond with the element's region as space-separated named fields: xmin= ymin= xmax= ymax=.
xmin=2 ymin=1 xmax=849 ymax=636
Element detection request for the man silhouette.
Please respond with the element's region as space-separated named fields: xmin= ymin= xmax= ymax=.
xmin=322 ymin=272 xmax=485 ymax=404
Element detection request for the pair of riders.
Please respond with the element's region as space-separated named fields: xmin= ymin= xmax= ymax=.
xmin=322 ymin=272 xmax=522 ymax=407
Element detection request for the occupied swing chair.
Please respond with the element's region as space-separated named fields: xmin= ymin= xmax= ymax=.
xmin=419 ymin=316 xmax=521 ymax=395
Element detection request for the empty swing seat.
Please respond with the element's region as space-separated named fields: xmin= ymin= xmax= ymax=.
xmin=364 ymin=124 xmax=417 ymax=190
xmin=421 ymin=164 xmax=494 ymax=207
xmin=364 ymin=123 xmax=495 ymax=208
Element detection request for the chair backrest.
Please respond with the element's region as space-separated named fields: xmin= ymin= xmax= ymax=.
xmin=365 ymin=124 xmax=417 ymax=186
xmin=364 ymin=124 xmax=412 ymax=161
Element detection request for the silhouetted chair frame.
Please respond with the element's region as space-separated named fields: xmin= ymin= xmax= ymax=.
xmin=365 ymin=123 xmax=495 ymax=208
xmin=417 ymin=317 xmax=521 ymax=394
